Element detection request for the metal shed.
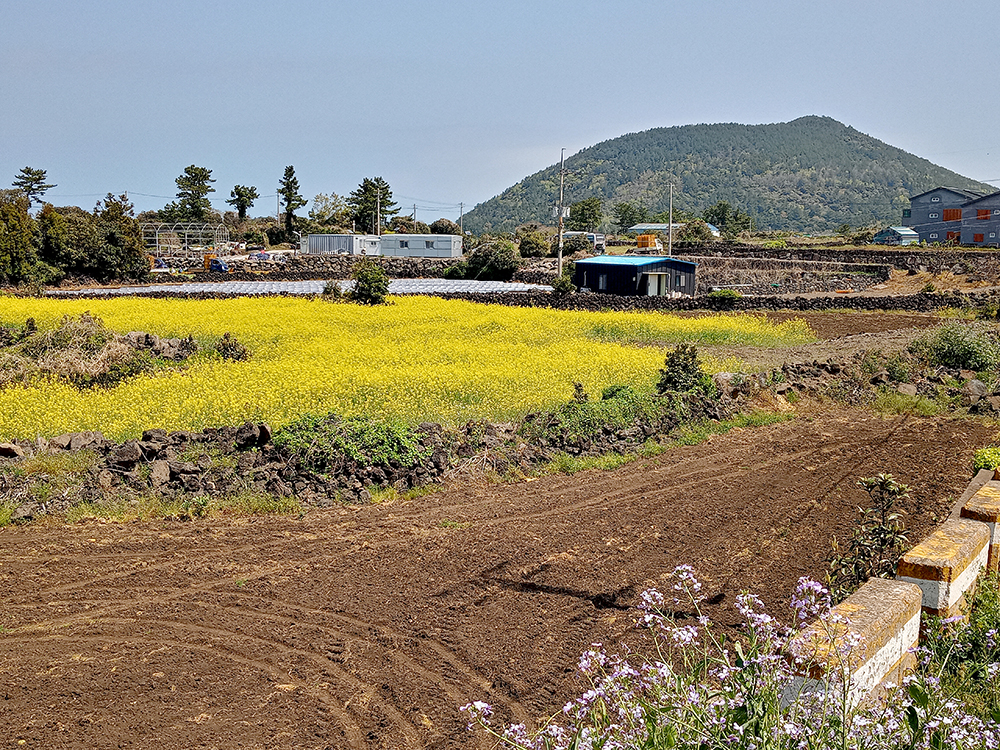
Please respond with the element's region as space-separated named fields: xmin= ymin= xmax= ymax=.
xmin=307 ymin=234 xmax=381 ymax=255
xmin=873 ymin=227 xmax=920 ymax=246
xmin=380 ymin=234 xmax=463 ymax=258
xmin=573 ymin=255 xmax=698 ymax=297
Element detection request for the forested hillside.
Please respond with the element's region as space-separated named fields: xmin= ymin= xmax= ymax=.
xmin=462 ymin=116 xmax=992 ymax=234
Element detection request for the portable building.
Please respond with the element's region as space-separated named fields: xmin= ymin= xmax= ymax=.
xmin=872 ymin=227 xmax=920 ymax=246
xmin=306 ymin=234 xmax=381 ymax=255
xmin=573 ymin=255 xmax=698 ymax=297
xmin=380 ymin=234 xmax=463 ymax=258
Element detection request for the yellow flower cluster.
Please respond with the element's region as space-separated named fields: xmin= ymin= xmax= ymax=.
xmin=0 ymin=296 xmax=813 ymax=440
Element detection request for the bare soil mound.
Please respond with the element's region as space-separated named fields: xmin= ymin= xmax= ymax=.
xmin=1 ymin=408 xmax=993 ymax=749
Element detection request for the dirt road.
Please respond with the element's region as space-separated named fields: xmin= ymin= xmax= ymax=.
xmin=1 ymin=408 xmax=993 ymax=750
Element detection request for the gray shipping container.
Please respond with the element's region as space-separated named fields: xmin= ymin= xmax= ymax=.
xmin=307 ymin=234 xmax=381 ymax=255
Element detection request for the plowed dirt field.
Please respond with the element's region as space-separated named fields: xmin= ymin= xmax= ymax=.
xmin=1 ymin=408 xmax=994 ymax=750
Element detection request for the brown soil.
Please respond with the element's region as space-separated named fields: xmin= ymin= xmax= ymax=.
xmin=2 ymin=408 xmax=994 ymax=750
xmin=694 ymin=309 xmax=946 ymax=370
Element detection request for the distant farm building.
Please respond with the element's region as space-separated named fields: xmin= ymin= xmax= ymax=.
xmin=873 ymin=227 xmax=920 ymax=246
xmin=380 ymin=234 xmax=463 ymax=258
xmin=573 ymin=255 xmax=698 ymax=297
xmin=902 ymin=187 xmax=1000 ymax=246
xmin=304 ymin=234 xmax=462 ymax=257
xmin=306 ymin=234 xmax=381 ymax=255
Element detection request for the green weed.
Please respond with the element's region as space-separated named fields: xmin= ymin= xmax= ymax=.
xmin=438 ymin=519 xmax=472 ymax=529
xmin=872 ymin=389 xmax=944 ymax=417
xmin=910 ymin=321 xmax=1000 ymax=370
xmin=14 ymin=449 xmax=98 ymax=478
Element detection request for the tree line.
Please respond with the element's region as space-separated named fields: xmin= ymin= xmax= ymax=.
xmin=0 ymin=165 xmax=464 ymax=286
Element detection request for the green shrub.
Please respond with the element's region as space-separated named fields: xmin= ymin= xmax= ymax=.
xmin=762 ymin=239 xmax=787 ymax=249
xmin=519 ymin=384 xmax=662 ymax=446
xmin=322 ymin=280 xmax=343 ymax=299
xmin=273 ymin=414 xmax=428 ymax=473
xmin=441 ymin=262 xmax=467 ymax=280
xmin=466 ymin=240 xmax=519 ymax=281
xmin=550 ymin=274 xmax=576 ymax=297
xmin=973 ymin=446 xmax=1000 ymax=472
xmin=909 ymin=321 xmax=1000 ymax=371
xmin=704 ymin=288 xmax=741 ymax=310
xmin=518 ymin=232 xmax=549 ymax=258
xmin=656 ymin=344 xmax=714 ymax=395
xmin=349 ymin=257 xmax=390 ymax=305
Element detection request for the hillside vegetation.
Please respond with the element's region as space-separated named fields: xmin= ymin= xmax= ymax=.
xmin=463 ymin=116 xmax=992 ymax=234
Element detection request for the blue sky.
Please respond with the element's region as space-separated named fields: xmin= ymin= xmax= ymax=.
xmin=3 ymin=0 xmax=998 ymax=223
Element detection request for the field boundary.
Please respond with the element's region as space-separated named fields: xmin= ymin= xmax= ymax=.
xmin=797 ymin=468 xmax=998 ymax=702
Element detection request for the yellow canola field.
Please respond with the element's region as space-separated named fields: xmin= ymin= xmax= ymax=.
xmin=0 ymin=296 xmax=813 ymax=440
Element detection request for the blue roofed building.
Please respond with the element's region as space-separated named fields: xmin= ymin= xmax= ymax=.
xmin=573 ymin=255 xmax=698 ymax=297
xmin=873 ymin=227 xmax=920 ymax=246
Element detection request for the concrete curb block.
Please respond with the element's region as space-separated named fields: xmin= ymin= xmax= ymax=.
xmin=896 ymin=519 xmax=990 ymax=618
xmin=791 ymin=472 xmax=995 ymax=704
xmin=961 ymin=479 xmax=1000 ymax=574
xmin=786 ymin=578 xmax=921 ymax=708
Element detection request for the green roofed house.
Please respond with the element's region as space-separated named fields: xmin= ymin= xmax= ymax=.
xmin=573 ymin=255 xmax=698 ymax=297
xmin=873 ymin=226 xmax=920 ymax=246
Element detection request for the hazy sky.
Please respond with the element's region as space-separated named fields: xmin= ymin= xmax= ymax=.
xmin=3 ymin=0 xmax=998 ymax=223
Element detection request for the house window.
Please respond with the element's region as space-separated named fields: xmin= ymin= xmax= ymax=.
xmin=930 ymin=233 xmax=939 ymax=239
xmin=425 ymin=240 xmax=435 ymax=249
xmin=929 ymin=213 xmax=939 ymax=219
xmin=975 ymin=234 xmax=985 ymax=243
xmin=676 ymin=275 xmax=684 ymax=287
xmin=399 ymin=240 xmax=409 ymax=248
xmin=902 ymin=209 xmax=912 ymax=218
xmin=943 ymin=209 xmax=962 ymax=221
xmin=978 ymin=209 xmax=991 ymax=220
xmin=598 ymin=274 xmax=607 ymax=291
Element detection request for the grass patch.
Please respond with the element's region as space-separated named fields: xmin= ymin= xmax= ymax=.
xmin=541 ymin=451 xmax=637 ymax=475
xmin=872 ymin=389 xmax=945 ymax=417
xmin=0 ymin=503 xmax=16 ymax=527
xmin=438 ymin=519 xmax=472 ymax=529
xmin=14 ymin=449 xmax=98 ymax=478
xmin=62 ymin=491 xmax=302 ymax=524
xmin=539 ymin=412 xmax=791 ymax=476
xmin=666 ymin=411 xmax=793 ymax=448
xmin=368 ymin=484 xmax=441 ymax=504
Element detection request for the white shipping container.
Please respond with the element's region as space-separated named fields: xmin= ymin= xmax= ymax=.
xmin=307 ymin=234 xmax=381 ymax=255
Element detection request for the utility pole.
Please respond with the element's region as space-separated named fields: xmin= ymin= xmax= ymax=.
xmin=413 ymin=203 xmax=417 ymax=229
xmin=459 ymin=203 xmax=464 ymax=234
xmin=668 ymin=183 xmax=673 ymax=256
xmin=557 ymin=148 xmax=566 ymax=276
xmin=376 ymin=190 xmax=381 ymax=236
